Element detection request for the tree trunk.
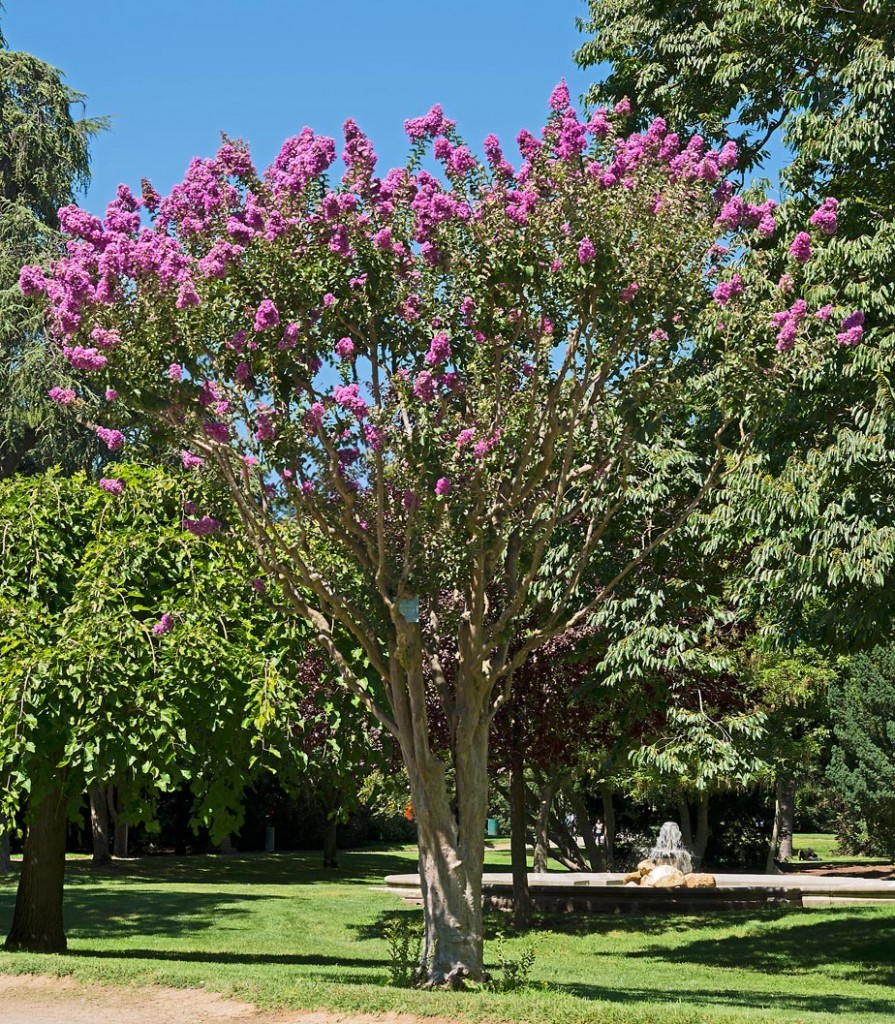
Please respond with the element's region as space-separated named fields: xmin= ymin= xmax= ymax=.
xmin=89 ymin=784 xmax=111 ymax=865
xmin=393 ymin=622 xmax=489 ymax=986
xmin=677 ymin=797 xmax=693 ymax=852
xmin=766 ymin=776 xmax=795 ymax=871
xmin=531 ymin=776 xmax=559 ymax=872
xmin=567 ymin=787 xmax=603 ymax=871
xmin=777 ymin=777 xmax=796 ymax=862
xmin=107 ymin=785 xmax=128 ymax=858
xmin=509 ymin=758 xmax=531 ymax=928
xmin=0 ymin=812 xmax=11 ymax=874
xmin=766 ymin=780 xmax=782 ymax=874
xmin=600 ymin=783 xmax=616 ymax=871
xmin=322 ymin=816 xmax=339 ymax=869
xmin=693 ymin=792 xmax=710 ymax=869
xmin=4 ymin=788 xmax=68 ymax=953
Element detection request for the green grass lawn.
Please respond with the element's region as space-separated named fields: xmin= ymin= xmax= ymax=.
xmin=1 ymin=844 xmax=893 ymax=1024
xmin=791 ymin=833 xmax=888 ymax=864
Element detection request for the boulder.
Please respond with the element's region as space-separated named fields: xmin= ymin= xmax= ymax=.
xmin=684 ymin=872 xmax=717 ymax=888
xmin=623 ymin=871 xmax=642 ymax=885
xmin=637 ymin=859 xmax=656 ymax=876
xmin=647 ymin=865 xmax=686 ymax=888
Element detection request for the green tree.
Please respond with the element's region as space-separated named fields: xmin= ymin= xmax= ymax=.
xmin=828 ymin=645 xmax=895 ymax=860
xmin=0 ymin=12 xmax=107 ymax=475
xmin=576 ymin=0 xmax=895 ymax=644
xmin=0 ymin=466 xmax=289 ymax=952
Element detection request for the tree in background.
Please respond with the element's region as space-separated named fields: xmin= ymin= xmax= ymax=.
xmin=576 ymin=0 xmax=895 ymax=647
xmin=828 ymin=646 xmax=895 ymax=861
xmin=0 ymin=13 xmax=106 ymax=476
xmin=0 ymin=466 xmax=288 ymax=952
xmin=20 ymin=85 xmax=859 ymax=983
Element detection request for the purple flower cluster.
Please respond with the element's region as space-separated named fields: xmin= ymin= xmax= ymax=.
xmin=152 ymin=613 xmax=174 ymax=636
xmin=425 ymin=332 xmax=451 ymax=366
xmin=332 ymin=383 xmax=368 ymax=420
xmin=181 ymin=450 xmax=204 ymax=469
xmin=789 ymin=232 xmax=812 ymax=264
xmin=404 ymin=104 xmax=454 ymax=141
xmin=48 ymin=386 xmax=76 ymax=405
xmin=772 ymin=299 xmax=808 ymax=351
xmin=335 ymin=336 xmax=356 ymax=360
xmin=62 ymin=346 xmax=108 ymax=371
xmin=809 ymin=197 xmax=839 ymax=235
xmin=304 ymin=402 xmax=326 ymax=434
xmin=434 ymin=477 xmax=452 ymax=496
xmin=578 ymin=237 xmax=596 ymax=265
xmin=715 ymin=197 xmax=777 ymax=236
xmin=254 ymin=299 xmax=280 ymax=332
xmin=836 ymin=310 xmax=864 ymax=346
xmin=99 ymin=477 xmax=125 ymax=495
xmin=712 ymin=273 xmax=743 ymax=307
xmin=183 ymin=514 xmax=221 ymax=536
xmin=96 ymin=426 xmax=124 ymax=451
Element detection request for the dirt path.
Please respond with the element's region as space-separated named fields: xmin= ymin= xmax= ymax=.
xmin=0 ymin=975 xmax=458 ymax=1024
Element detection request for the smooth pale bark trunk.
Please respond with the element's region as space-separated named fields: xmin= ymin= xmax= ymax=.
xmin=395 ymin=621 xmax=489 ymax=986
xmin=509 ymin=759 xmax=531 ymax=929
xmin=766 ymin=776 xmax=795 ymax=871
xmin=693 ymin=792 xmax=710 ymax=869
xmin=4 ymin=788 xmax=68 ymax=952
xmin=678 ymin=797 xmax=693 ymax=852
xmin=0 ymin=812 xmax=11 ymax=874
xmin=766 ymin=781 xmax=782 ymax=874
xmin=531 ymin=776 xmax=559 ymax=873
xmin=600 ymin=783 xmax=616 ymax=872
xmin=567 ymin=788 xmax=603 ymax=871
xmin=89 ymin=784 xmax=111 ymax=865
xmin=777 ymin=777 xmax=796 ymax=862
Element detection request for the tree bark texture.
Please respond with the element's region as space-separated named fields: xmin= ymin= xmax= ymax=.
xmin=89 ymin=784 xmax=111 ymax=865
xmin=777 ymin=777 xmax=796 ymax=862
xmin=509 ymin=759 xmax=531 ymax=928
xmin=531 ymin=776 xmax=559 ymax=872
xmin=0 ymin=812 xmax=11 ymax=874
xmin=567 ymin=787 xmax=604 ymax=871
xmin=107 ymin=785 xmax=128 ymax=858
xmin=4 ymin=789 xmax=68 ymax=953
xmin=392 ymin=622 xmax=489 ymax=985
xmin=600 ymin=783 xmax=616 ymax=872
xmin=693 ymin=792 xmax=710 ymax=869
xmin=677 ymin=797 xmax=693 ymax=852
xmin=766 ymin=780 xmax=782 ymax=874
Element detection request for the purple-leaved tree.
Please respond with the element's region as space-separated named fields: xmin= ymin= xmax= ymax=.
xmin=18 ymin=82 xmax=859 ymax=984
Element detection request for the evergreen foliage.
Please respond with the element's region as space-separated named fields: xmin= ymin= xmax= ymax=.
xmin=828 ymin=645 xmax=895 ymax=859
xmin=0 ymin=9 xmax=107 ymax=475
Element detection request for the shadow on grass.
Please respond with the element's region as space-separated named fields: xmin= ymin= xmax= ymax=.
xmin=64 ymin=947 xmax=383 ymax=969
xmin=553 ymin=980 xmax=895 ymax=1018
xmin=0 ymin=886 xmax=272 ymax=944
xmin=59 ymin=847 xmax=419 ymax=889
xmin=630 ymin=909 xmax=895 ymax=987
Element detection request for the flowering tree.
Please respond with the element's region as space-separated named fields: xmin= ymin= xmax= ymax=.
xmin=19 ymin=83 xmax=858 ymax=983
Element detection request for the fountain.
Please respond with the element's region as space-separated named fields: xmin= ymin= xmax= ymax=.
xmin=648 ymin=821 xmax=693 ymax=874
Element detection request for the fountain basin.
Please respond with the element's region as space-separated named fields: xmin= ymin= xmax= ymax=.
xmin=382 ymin=871 xmax=895 ymax=913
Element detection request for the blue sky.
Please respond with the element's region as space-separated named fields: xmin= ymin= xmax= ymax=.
xmin=3 ymin=0 xmax=597 ymax=215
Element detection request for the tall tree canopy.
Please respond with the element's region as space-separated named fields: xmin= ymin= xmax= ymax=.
xmin=0 ymin=12 xmax=107 ymax=475
xmin=576 ymin=0 xmax=895 ymax=644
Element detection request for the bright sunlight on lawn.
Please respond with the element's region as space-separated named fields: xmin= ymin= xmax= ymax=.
xmin=1 ymin=846 xmax=893 ymax=1024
